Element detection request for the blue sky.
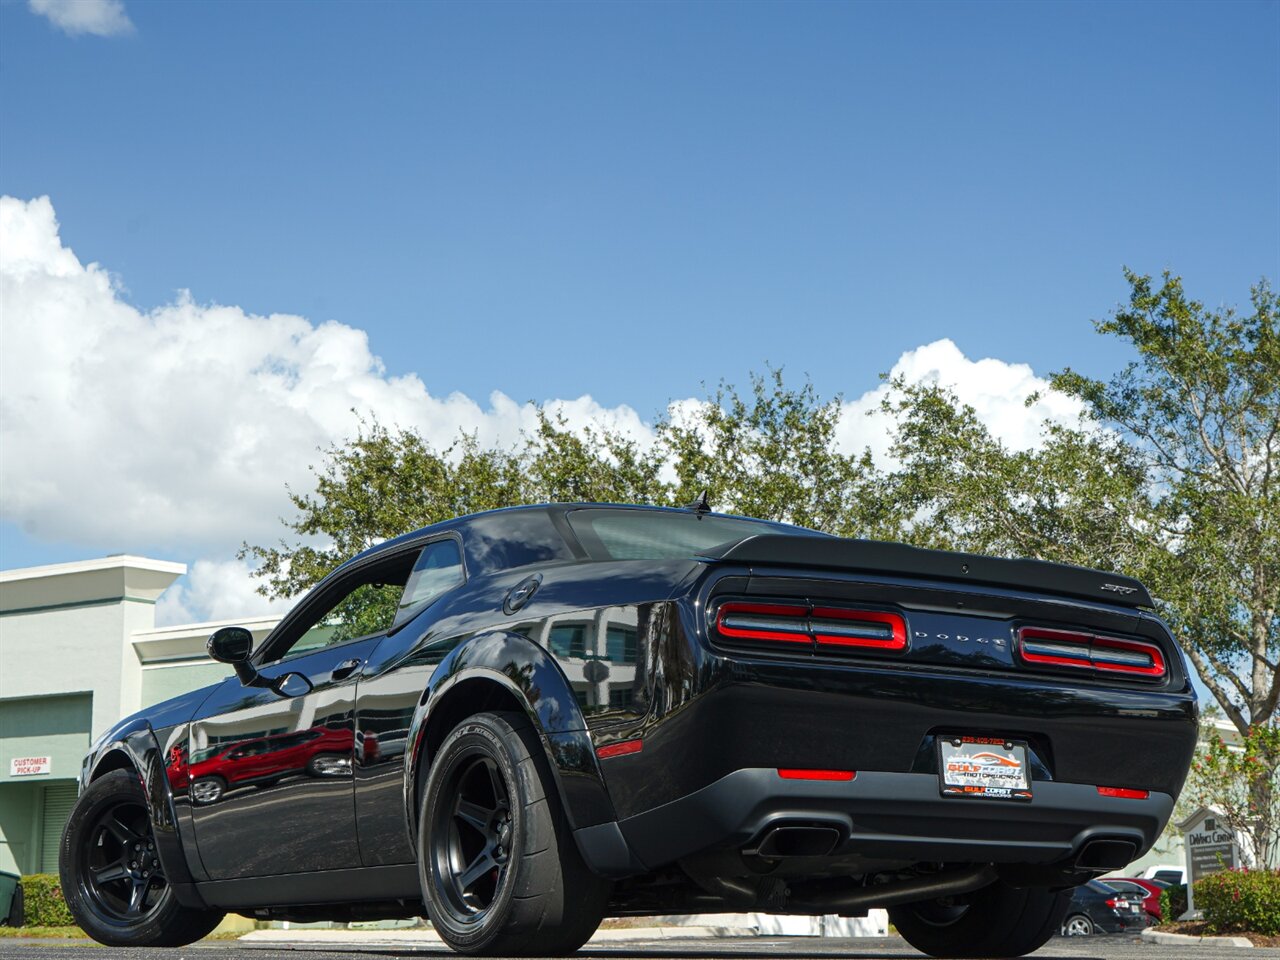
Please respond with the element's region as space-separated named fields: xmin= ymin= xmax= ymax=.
xmin=0 ymin=0 xmax=1277 ymax=639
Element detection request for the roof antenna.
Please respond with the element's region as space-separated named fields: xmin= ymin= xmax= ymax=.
xmin=685 ymin=489 xmax=712 ymax=516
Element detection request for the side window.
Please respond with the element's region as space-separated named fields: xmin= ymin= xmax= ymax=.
xmin=290 ymin=582 xmax=407 ymax=655
xmin=393 ymin=539 xmax=465 ymax=629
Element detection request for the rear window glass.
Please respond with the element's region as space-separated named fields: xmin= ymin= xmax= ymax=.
xmin=567 ymin=509 xmax=819 ymax=561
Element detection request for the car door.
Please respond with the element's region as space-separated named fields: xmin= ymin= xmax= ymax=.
xmin=187 ymin=546 xmax=422 ymax=879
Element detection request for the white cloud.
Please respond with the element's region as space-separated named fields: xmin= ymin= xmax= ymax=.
xmin=154 ymin=558 xmax=293 ymax=627
xmin=835 ymin=339 xmax=1088 ymax=465
xmin=1 ymin=195 xmax=1086 ymax=623
xmin=28 ymin=0 xmax=133 ymax=37
xmin=0 ymin=195 xmax=651 ymax=565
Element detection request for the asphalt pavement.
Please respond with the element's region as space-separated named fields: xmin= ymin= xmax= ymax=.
xmin=1 ymin=936 xmax=1277 ymax=960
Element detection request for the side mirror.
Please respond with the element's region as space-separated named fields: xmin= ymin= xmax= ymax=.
xmin=206 ymin=626 xmax=312 ymax=699
xmin=207 ymin=626 xmax=254 ymax=663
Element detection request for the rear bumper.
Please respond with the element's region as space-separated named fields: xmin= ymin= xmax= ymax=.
xmin=576 ymin=767 xmax=1172 ymax=877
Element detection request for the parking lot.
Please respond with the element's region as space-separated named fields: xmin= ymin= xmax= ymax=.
xmin=0 ymin=936 xmax=1276 ymax=960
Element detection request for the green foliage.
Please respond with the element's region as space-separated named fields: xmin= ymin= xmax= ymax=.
xmin=1159 ymin=884 xmax=1188 ymax=924
xmin=1186 ymin=723 xmax=1280 ymax=869
xmin=1196 ymin=868 xmax=1280 ymax=936
xmin=1051 ymin=272 xmax=1280 ymax=734
xmin=19 ymin=875 xmax=73 ymax=928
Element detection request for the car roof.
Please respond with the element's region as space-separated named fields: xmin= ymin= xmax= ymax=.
xmin=348 ymin=502 xmax=823 ymax=573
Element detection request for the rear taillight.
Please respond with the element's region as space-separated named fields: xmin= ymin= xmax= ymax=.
xmin=714 ymin=601 xmax=908 ymax=655
xmin=1105 ymin=898 xmax=1122 ymax=909
xmin=1017 ymin=626 xmax=1166 ymax=680
xmin=716 ymin=602 xmax=810 ymax=644
xmin=811 ymin=607 xmax=907 ymax=651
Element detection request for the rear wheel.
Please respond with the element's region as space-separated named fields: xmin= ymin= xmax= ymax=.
xmin=419 ymin=711 xmax=610 ymax=956
xmin=1061 ymin=913 xmax=1095 ymax=936
xmin=888 ymin=878 xmax=1072 ymax=958
xmin=60 ymin=769 xmax=224 ymax=946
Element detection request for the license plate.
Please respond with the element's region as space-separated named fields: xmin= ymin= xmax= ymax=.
xmin=938 ymin=736 xmax=1032 ymax=801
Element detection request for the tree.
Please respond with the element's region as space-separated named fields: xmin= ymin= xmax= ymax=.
xmin=1051 ymin=272 xmax=1279 ymax=734
xmin=882 ymin=272 xmax=1279 ymax=736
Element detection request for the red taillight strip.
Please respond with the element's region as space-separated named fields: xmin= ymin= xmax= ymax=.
xmin=777 ymin=768 xmax=856 ymax=781
xmin=812 ymin=607 xmax=907 ymax=650
xmin=716 ymin=602 xmax=811 ymax=644
xmin=596 ymin=739 xmax=643 ymax=760
xmin=1097 ymin=785 xmax=1150 ymax=799
xmin=1017 ymin=627 xmax=1166 ymax=679
xmin=714 ymin=601 xmax=909 ymax=653
xmin=1091 ymin=636 xmax=1166 ymax=677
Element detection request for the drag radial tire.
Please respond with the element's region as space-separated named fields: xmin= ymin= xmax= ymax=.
xmin=888 ymin=878 xmax=1072 ymax=958
xmin=59 ymin=769 xmax=224 ymax=946
xmin=419 ymin=711 xmax=611 ymax=956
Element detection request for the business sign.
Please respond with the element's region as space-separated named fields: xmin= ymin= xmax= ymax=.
xmin=9 ymin=756 xmax=52 ymax=777
xmin=1182 ymin=809 xmax=1240 ymax=917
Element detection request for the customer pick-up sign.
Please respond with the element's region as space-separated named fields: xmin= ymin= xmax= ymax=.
xmin=9 ymin=756 xmax=52 ymax=777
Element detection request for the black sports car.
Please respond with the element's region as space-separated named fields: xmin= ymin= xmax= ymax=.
xmin=60 ymin=503 xmax=1197 ymax=957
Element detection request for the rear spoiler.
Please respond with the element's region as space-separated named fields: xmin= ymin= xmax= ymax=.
xmin=703 ymin=534 xmax=1154 ymax=609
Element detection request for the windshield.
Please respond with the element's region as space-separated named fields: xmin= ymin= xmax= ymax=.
xmin=566 ymin=508 xmax=825 ymax=561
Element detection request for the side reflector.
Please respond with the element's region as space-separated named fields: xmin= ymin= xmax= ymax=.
xmin=596 ymin=739 xmax=643 ymax=760
xmin=777 ymin=768 xmax=856 ymax=781
xmin=1096 ymin=785 xmax=1149 ymax=799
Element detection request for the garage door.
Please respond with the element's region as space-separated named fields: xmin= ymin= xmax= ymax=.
xmin=39 ymin=782 xmax=78 ymax=874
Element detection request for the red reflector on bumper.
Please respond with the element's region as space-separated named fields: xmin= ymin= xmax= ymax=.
xmin=596 ymin=739 xmax=643 ymax=760
xmin=777 ymin=768 xmax=855 ymax=781
xmin=1097 ymin=785 xmax=1149 ymax=799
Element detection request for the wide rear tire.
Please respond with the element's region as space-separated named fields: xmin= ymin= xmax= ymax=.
xmin=888 ymin=878 xmax=1072 ymax=958
xmin=419 ymin=711 xmax=610 ymax=956
xmin=59 ymin=769 xmax=225 ymax=946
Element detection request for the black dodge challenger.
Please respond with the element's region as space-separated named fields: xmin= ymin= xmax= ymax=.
xmin=60 ymin=504 xmax=1198 ymax=957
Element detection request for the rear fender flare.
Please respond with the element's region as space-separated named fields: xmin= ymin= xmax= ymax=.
xmin=403 ymin=631 xmax=615 ymax=848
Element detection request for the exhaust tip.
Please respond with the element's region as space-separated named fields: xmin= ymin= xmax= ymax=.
xmin=753 ymin=825 xmax=842 ymax=858
xmin=1075 ymin=838 xmax=1137 ymax=870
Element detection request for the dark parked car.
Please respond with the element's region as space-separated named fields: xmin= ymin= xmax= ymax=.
xmin=1103 ymin=877 xmax=1168 ymax=920
xmin=59 ymin=504 xmax=1197 ymax=956
xmin=1060 ymin=879 xmax=1150 ymax=935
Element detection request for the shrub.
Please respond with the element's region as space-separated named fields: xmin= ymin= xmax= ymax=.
xmin=1196 ymin=868 xmax=1280 ymax=936
xmin=19 ymin=875 xmax=74 ymax=928
xmin=1159 ymin=883 xmax=1187 ymax=923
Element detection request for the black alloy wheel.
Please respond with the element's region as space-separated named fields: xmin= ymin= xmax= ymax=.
xmin=79 ymin=799 xmax=166 ymax=920
xmin=419 ymin=711 xmax=611 ymax=956
xmin=430 ymin=752 xmax=514 ymax=920
xmin=60 ymin=769 xmax=224 ymax=946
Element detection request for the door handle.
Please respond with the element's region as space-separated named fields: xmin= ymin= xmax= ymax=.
xmin=331 ymin=658 xmax=363 ymax=682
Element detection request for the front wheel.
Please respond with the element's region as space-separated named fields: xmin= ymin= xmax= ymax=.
xmin=419 ymin=711 xmax=610 ymax=956
xmin=59 ymin=769 xmax=224 ymax=946
xmin=888 ymin=878 xmax=1072 ymax=958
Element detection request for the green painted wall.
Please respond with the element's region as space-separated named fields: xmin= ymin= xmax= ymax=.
xmin=0 ymin=781 xmax=38 ymax=874
xmin=0 ymin=694 xmax=92 ymax=785
xmin=140 ymin=662 xmax=230 ymax=708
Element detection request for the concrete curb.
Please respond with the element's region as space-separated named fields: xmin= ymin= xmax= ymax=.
xmin=238 ymin=926 xmax=727 ymax=945
xmin=1141 ymin=928 xmax=1254 ymax=948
